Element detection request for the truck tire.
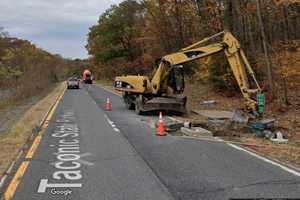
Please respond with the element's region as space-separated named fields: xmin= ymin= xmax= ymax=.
xmin=126 ymin=101 xmax=135 ymax=110
xmin=135 ymin=95 xmax=144 ymax=115
xmin=124 ymin=94 xmax=135 ymax=110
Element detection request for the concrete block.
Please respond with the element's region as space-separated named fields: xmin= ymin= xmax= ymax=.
xmin=271 ymin=131 xmax=288 ymax=144
xmin=193 ymin=109 xmax=234 ymax=120
xmin=180 ymin=127 xmax=213 ymax=137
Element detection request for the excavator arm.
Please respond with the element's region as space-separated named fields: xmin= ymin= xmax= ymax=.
xmin=222 ymin=32 xmax=262 ymax=113
xmin=150 ymin=31 xmax=262 ymax=114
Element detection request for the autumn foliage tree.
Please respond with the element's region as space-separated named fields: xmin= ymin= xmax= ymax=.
xmin=87 ymin=0 xmax=300 ymax=93
xmin=0 ymin=29 xmax=81 ymax=104
xmin=86 ymin=0 xmax=149 ymax=78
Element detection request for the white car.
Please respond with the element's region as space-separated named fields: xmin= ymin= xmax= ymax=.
xmin=67 ymin=77 xmax=80 ymax=89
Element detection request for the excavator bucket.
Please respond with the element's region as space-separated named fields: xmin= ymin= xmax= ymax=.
xmin=140 ymin=96 xmax=187 ymax=114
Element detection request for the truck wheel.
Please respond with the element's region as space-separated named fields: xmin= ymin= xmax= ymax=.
xmin=124 ymin=94 xmax=135 ymax=110
xmin=135 ymin=103 xmax=141 ymax=115
xmin=125 ymin=101 xmax=135 ymax=110
xmin=135 ymin=95 xmax=143 ymax=115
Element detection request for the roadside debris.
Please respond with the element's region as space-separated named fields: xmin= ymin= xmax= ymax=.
xmin=200 ymin=100 xmax=216 ymax=108
xmin=249 ymin=118 xmax=275 ymax=130
xmin=192 ymin=109 xmax=234 ymax=120
xmin=180 ymin=127 xmax=213 ymax=137
xmin=263 ymin=130 xmax=275 ymax=139
xmin=191 ymin=109 xmax=250 ymax=137
xmin=161 ymin=107 xmax=289 ymax=147
xmin=249 ymin=118 xmax=275 ymax=138
xmin=231 ymin=110 xmax=249 ymax=123
xmin=166 ymin=109 xmax=288 ymax=145
xmin=165 ymin=121 xmax=191 ymax=132
xmin=208 ymin=119 xmax=226 ymax=124
xmin=271 ymin=131 xmax=288 ymax=144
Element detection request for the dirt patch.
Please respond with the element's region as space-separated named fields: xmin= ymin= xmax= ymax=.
xmin=183 ymin=82 xmax=243 ymax=113
xmin=0 ymin=82 xmax=65 ymax=177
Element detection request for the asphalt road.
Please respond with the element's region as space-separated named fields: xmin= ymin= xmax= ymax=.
xmin=8 ymin=84 xmax=300 ymax=200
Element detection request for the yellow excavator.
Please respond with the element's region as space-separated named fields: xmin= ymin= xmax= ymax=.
xmin=114 ymin=31 xmax=264 ymax=116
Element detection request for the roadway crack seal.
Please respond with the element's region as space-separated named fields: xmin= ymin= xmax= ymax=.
xmin=1 ymin=84 xmax=67 ymax=200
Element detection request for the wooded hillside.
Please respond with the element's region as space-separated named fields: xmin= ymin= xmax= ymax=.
xmin=87 ymin=0 xmax=300 ymax=94
xmin=0 ymin=28 xmax=83 ymax=105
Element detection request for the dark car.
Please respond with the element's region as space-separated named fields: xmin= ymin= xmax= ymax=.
xmin=67 ymin=77 xmax=80 ymax=89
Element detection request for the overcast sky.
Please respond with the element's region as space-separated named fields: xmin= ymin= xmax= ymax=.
xmin=0 ymin=0 xmax=123 ymax=59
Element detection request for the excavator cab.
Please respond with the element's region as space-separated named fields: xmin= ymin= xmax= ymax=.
xmin=168 ymin=65 xmax=185 ymax=94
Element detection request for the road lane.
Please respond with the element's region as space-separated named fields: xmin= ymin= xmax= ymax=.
xmin=10 ymin=88 xmax=173 ymax=200
xmin=88 ymin=84 xmax=300 ymax=200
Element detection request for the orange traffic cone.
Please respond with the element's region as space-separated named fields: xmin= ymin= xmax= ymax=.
xmin=156 ymin=112 xmax=166 ymax=136
xmin=105 ymin=97 xmax=111 ymax=111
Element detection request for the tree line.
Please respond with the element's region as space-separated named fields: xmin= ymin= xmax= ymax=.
xmin=87 ymin=0 xmax=300 ymax=92
xmin=0 ymin=28 xmax=83 ymax=104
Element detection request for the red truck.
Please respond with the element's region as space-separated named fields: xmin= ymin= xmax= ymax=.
xmin=82 ymin=69 xmax=93 ymax=84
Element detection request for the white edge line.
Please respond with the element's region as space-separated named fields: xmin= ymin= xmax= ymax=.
xmin=0 ymin=175 xmax=7 ymax=188
xmin=228 ymin=143 xmax=300 ymax=177
xmin=98 ymin=84 xmax=300 ymax=177
xmin=6 ymin=161 xmax=16 ymax=175
xmin=168 ymin=116 xmax=300 ymax=177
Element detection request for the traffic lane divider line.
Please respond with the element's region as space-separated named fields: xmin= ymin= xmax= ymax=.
xmin=86 ymin=86 xmax=121 ymax=134
xmin=3 ymin=86 xmax=66 ymax=200
xmin=104 ymin=114 xmax=120 ymax=133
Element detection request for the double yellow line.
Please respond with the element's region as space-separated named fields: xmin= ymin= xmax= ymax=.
xmin=3 ymin=86 xmax=66 ymax=200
